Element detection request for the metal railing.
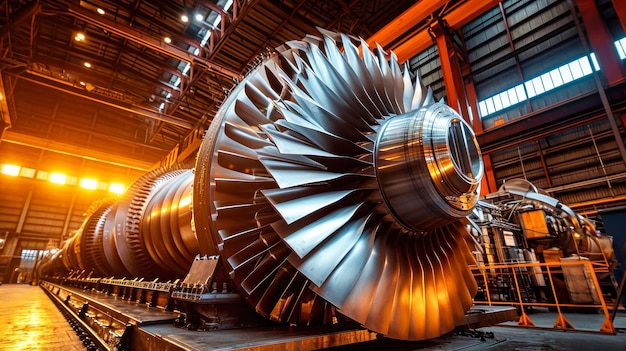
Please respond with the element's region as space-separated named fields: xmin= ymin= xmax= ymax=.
xmin=472 ymin=259 xmax=616 ymax=334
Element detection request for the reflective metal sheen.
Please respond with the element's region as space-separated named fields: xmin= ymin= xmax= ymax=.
xmin=193 ymin=29 xmax=483 ymax=340
xmin=41 ymin=29 xmax=484 ymax=342
xmin=375 ymin=103 xmax=483 ymax=232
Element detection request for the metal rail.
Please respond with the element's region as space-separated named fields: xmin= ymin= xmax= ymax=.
xmin=472 ymin=260 xmax=616 ymax=334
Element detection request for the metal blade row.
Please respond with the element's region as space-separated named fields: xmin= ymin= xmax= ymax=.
xmin=193 ymin=29 xmax=479 ymax=339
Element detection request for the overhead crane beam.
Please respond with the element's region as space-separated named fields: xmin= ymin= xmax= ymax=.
xmin=0 ymin=74 xmax=14 ymax=140
xmin=2 ymin=130 xmax=154 ymax=171
xmin=15 ymin=70 xmax=193 ymax=129
xmin=64 ymin=2 xmax=242 ymax=80
xmin=366 ymin=0 xmax=448 ymax=49
xmin=369 ymin=0 xmax=502 ymax=64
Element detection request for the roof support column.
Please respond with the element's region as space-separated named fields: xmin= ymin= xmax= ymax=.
xmin=569 ymin=0 xmax=626 ymax=169
xmin=0 ymin=120 xmax=8 ymax=142
xmin=536 ymin=141 xmax=552 ymax=188
xmin=575 ymin=0 xmax=625 ymax=85
xmin=481 ymin=154 xmax=497 ymax=196
xmin=464 ymin=74 xmax=482 ymax=133
xmin=432 ymin=21 xmax=467 ymax=119
xmin=611 ymin=0 xmax=626 ymax=36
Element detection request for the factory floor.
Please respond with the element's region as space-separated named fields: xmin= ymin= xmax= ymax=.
xmin=0 ymin=283 xmax=625 ymax=351
xmin=0 ymin=283 xmax=85 ymax=351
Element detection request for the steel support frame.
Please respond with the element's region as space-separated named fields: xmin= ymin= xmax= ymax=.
xmin=385 ymin=0 xmax=502 ymax=63
xmin=477 ymin=84 xmax=626 ymax=154
xmin=431 ymin=21 xmax=470 ymax=122
xmin=536 ymin=140 xmax=552 ymax=188
xmin=432 ymin=20 xmax=490 ymax=191
xmin=575 ymin=0 xmax=626 ymax=85
xmin=65 ymin=3 xmax=241 ymax=80
xmin=612 ymin=0 xmax=626 ymax=34
xmin=481 ymin=154 xmax=498 ymax=195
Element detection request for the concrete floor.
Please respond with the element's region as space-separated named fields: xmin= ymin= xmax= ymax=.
xmin=1 ymin=283 xmax=625 ymax=351
xmin=0 ymin=284 xmax=85 ymax=351
xmin=327 ymin=309 xmax=626 ymax=350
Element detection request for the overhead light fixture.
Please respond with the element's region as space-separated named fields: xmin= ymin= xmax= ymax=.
xmin=74 ymin=32 xmax=86 ymax=41
xmin=164 ymin=36 xmax=172 ymax=44
xmin=96 ymin=8 xmax=105 ymax=15
xmin=84 ymin=62 xmax=92 ymax=68
xmin=109 ymin=183 xmax=125 ymax=194
xmin=181 ymin=14 xmax=189 ymax=23
xmin=49 ymin=172 xmax=67 ymax=185
xmin=79 ymin=178 xmax=98 ymax=190
xmin=20 ymin=168 xmax=35 ymax=178
xmin=1 ymin=164 xmax=20 ymax=176
xmin=195 ymin=13 xmax=204 ymax=21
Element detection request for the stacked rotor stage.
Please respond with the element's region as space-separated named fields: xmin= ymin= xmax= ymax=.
xmin=41 ymin=168 xmax=198 ymax=281
xmin=42 ymin=30 xmax=484 ymax=341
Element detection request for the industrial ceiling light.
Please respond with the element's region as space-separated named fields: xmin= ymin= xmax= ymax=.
xmin=74 ymin=32 xmax=86 ymax=41
xmin=164 ymin=36 xmax=172 ymax=44
xmin=109 ymin=183 xmax=125 ymax=194
xmin=181 ymin=14 xmax=189 ymax=23
xmin=79 ymin=178 xmax=98 ymax=190
xmin=83 ymin=62 xmax=92 ymax=68
xmin=195 ymin=13 xmax=204 ymax=21
xmin=49 ymin=172 xmax=67 ymax=185
xmin=96 ymin=8 xmax=105 ymax=15
xmin=1 ymin=164 xmax=20 ymax=176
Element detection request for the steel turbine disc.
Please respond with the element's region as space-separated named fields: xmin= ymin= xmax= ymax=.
xmin=193 ymin=29 xmax=482 ymax=340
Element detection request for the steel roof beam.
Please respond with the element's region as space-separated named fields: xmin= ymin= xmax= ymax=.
xmin=366 ymin=0 xmax=447 ymax=48
xmin=16 ymin=70 xmax=193 ymax=129
xmin=2 ymin=130 xmax=154 ymax=171
xmin=372 ymin=0 xmax=501 ymax=63
xmin=65 ymin=2 xmax=242 ymax=79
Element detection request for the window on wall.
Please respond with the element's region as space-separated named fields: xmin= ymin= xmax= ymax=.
xmin=478 ymin=38 xmax=624 ymax=119
xmin=615 ymin=37 xmax=626 ymax=59
xmin=19 ymin=249 xmax=40 ymax=269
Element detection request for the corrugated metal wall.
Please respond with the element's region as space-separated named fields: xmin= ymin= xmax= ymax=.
xmin=407 ymin=0 xmax=626 ymax=218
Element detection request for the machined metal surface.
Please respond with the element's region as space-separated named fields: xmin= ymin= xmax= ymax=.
xmin=192 ymin=30 xmax=483 ymax=340
xmin=42 ymin=30 xmax=485 ymax=341
xmin=40 ymin=168 xmax=199 ymax=280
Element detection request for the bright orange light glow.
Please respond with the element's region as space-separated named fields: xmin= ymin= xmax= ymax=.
xmin=181 ymin=14 xmax=189 ymax=22
xmin=20 ymin=168 xmax=36 ymax=178
xmin=79 ymin=178 xmax=98 ymax=190
xmin=74 ymin=32 xmax=86 ymax=41
xmin=1 ymin=164 xmax=20 ymax=176
xmin=179 ymin=195 xmax=192 ymax=208
xmin=164 ymin=37 xmax=172 ymax=44
xmin=96 ymin=8 xmax=105 ymax=15
xmin=36 ymin=171 xmax=48 ymax=180
xmin=109 ymin=183 xmax=125 ymax=194
xmin=49 ymin=172 xmax=67 ymax=185
xmin=84 ymin=62 xmax=92 ymax=68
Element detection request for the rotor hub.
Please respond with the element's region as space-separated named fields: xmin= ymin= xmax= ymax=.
xmin=375 ymin=103 xmax=483 ymax=232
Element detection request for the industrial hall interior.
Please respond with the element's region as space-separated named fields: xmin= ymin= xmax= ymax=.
xmin=1 ymin=0 xmax=626 ymax=350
